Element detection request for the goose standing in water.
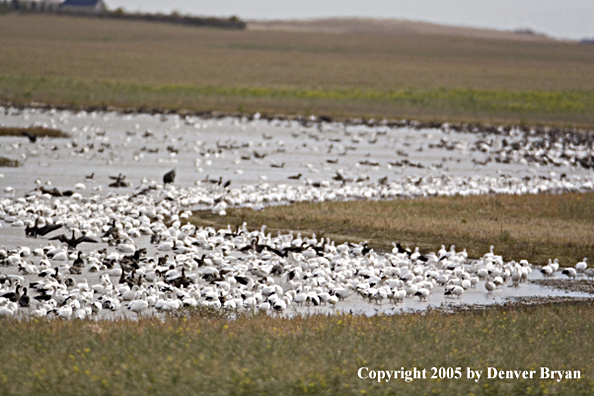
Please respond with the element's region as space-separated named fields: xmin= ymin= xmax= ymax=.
xmin=562 ymin=268 xmax=577 ymax=279
xmin=444 ymin=285 xmax=464 ymax=299
xmin=414 ymin=288 xmax=430 ymax=301
xmin=575 ymin=258 xmax=588 ymax=275
xmin=22 ymin=131 xmax=37 ymax=143
xmin=128 ymin=292 xmax=149 ymax=316
xmin=163 ymin=169 xmax=176 ymax=184
xmin=485 ymin=281 xmax=496 ymax=294
xmin=550 ymin=259 xmax=560 ymax=273
xmin=541 ymin=262 xmax=554 ymax=277
xmin=18 ymin=287 xmax=30 ymax=307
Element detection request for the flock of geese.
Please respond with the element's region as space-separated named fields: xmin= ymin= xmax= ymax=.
xmin=0 ymin=107 xmax=593 ymax=319
xmin=0 ymin=180 xmax=591 ymax=320
xmin=2 ymin=107 xmax=594 ymax=200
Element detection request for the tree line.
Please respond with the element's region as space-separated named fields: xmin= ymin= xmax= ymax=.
xmin=0 ymin=0 xmax=246 ymax=30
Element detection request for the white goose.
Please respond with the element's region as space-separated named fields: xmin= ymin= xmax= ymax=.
xmin=575 ymin=258 xmax=588 ymax=274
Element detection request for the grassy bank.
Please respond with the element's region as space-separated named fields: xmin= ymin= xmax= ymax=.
xmin=1 ymin=74 xmax=593 ymax=126
xmin=1 ymin=14 xmax=594 ymax=126
xmin=0 ymin=125 xmax=69 ymax=138
xmin=192 ymin=192 xmax=594 ymax=266
xmin=0 ymin=156 xmax=18 ymax=167
xmin=0 ymin=302 xmax=592 ymax=395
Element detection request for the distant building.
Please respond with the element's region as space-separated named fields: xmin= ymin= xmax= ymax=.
xmin=59 ymin=0 xmax=106 ymax=14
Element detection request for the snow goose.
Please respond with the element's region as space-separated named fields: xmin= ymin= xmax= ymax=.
xmin=562 ymin=268 xmax=577 ymax=279
xmin=485 ymin=281 xmax=496 ymax=294
xmin=128 ymin=293 xmax=149 ymax=316
xmin=444 ymin=285 xmax=464 ymax=299
xmin=414 ymin=288 xmax=430 ymax=301
xmin=575 ymin=258 xmax=588 ymax=274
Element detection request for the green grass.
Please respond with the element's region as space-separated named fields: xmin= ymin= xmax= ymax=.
xmin=0 ymin=302 xmax=593 ymax=395
xmin=1 ymin=14 xmax=594 ymax=126
xmin=192 ymin=192 xmax=594 ymax=266
xmin=1 ymin=74 xmax=593 ymax=126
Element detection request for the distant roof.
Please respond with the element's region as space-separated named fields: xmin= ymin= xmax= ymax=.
xmin=61 ymin=0 xmax=102 ymax=6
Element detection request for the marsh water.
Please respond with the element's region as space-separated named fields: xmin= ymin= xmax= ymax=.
xmin=0 ymin=107 xmax=592 ymax=318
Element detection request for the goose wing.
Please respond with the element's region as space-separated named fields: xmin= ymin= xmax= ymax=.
xmin=38 ymin=224 xmax=62 ymax=236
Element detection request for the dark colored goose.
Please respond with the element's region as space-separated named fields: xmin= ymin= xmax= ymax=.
xmin=108 ymin=174 xmax=130 ymax=188
xmin=18 ymin=287 xmax=30 ymax=307
xmin=163 ymin=169 xmax=176 ymax=184
xmin=1 ymin=285 xmax=21 ymax=303
xmin=72 ymin=251 xmax=85 ymax=269
xmin=22 ymin=131 xmax=37 ymax=143
xmin=49 ymin=230 xmax=99 ymax=250
xmin=394 ymin=243 xmax=411 ymax=257
xmin=25 ymin=218 xmax=62 ymax=238
xmin=39 ymin=186 xmax=72 ymax=197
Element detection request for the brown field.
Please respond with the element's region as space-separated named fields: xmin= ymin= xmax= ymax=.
xmin=0 ymin=15 xmax=594 ymax=90
xmin=2 ymin=14 xmax=591 ymax=91
xmin=192 ymin=192 xmax=594 ymax=266
xmin=0 ymin=14 xmax=594 ymax=126
xmin=249 ymin=17 xmax=555 ymax=42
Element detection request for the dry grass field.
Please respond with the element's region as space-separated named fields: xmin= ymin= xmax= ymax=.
xmin=249 ymin=17 xmax=556 ymax=41
xmin=192 ymin=192 xmax=594 ymax=266
xmin=1 ymin=14 xmax=594 ymax=126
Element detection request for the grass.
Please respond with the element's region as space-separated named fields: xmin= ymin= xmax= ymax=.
xmin=0 ymin=156 xmax=18 ymax=167
xmin=0 ymin=125 xmax=69 ymax=138
xmin=1 ymin=75 xmax=593 ymax=126
xmin=0 ymin=302 xmax=593 ymax=395
xmin=192 ymin=192 xmax=594 ymax=266
xmin=1 ymin=14 xmax=594 ymax=126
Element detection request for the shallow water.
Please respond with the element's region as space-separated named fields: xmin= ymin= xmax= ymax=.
xmin=294 ymin=272 xmax=591 ymax=317
xmin=1 ymin=107 xmax=591 ymax=198
xmin=1 ymin=211 xmax=591 ymax=319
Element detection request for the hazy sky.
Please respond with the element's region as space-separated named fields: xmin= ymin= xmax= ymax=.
xmin=106 ymin=0 xmax=594 ymax=40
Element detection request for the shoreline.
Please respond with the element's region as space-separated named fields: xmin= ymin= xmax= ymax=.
xmin=2 ymin=100 xmax=591 ymax=137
